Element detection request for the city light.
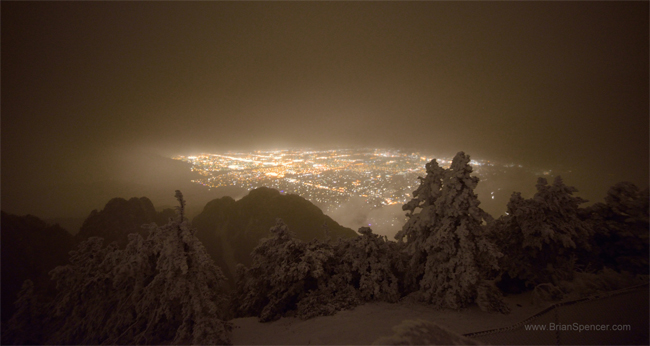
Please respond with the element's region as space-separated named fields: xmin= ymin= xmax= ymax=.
xmin=173 ymin=148 xmax=537 ymax=230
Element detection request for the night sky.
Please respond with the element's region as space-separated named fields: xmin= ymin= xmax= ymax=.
xmin=2 ymin=2 xmax=648 ymax=216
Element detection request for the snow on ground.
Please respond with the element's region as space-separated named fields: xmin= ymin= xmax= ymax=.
xmin=232 ymin=291 xmax=549 ymax=345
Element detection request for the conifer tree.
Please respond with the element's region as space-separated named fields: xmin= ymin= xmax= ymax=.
xmin=396 ymin=158 xmax=446 ymax=293
xmin=112 ymin=190 xmax=231 ymax=345
xmin=580 ymin=182 xmax=649 ymax=274
xmin=336 ymin=227 xmax=401 ymax=303
xmin=233 ymin=219 xmax=350 ymax=322
xmin=490 ymin=177 xmax=592 ymax=287
xmin=4 ymin=280 xmax=47 ymax=345
xmin=6 ymin=191 xmax=232 ymax=345
xmin=396 ymin=152 xmax=504 ymax=311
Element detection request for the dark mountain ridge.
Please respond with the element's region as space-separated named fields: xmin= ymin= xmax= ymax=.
xmin=192 ymin=187 xmax=358 ymax=286
xmin=76 ymin=196 xmax=175 ymax=247
xmin=0 ymin=212 xmax=76 ymax=323
xmin=1 ymin=187 xmax=357 ymax=324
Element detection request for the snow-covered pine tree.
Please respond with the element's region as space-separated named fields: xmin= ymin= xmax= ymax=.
xmin=395 ymin=158 xmax=446 ymax=293
xmin=4 ymin=280 xmax=48 ymax=345
xmin=233 ymin=219 xmax=348 ymax=322
xmin=11 ymin=191 xmax=232 ymax=345
xmin=396 ymin=152 xmax=504 ymax=311
xmin=294 ymin=238 xmax=360 ymax=320
xmin=47 ymin=237 xmax=123 ymax=344
xmin=112 ymin=190 xmax=232 ymax=345
xmin=296 ymin=227 xmax=407 ymax=319
xmin=580 ymin=182 xmax=649 ymax=274
xmin=490 ymin=177 xmax=592 ymax=288
xmin=335 ymin=227 xmax=400 ymax=303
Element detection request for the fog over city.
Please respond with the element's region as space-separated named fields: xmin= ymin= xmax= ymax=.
xmin=3 ymin=1 xmax=648 ymax=225
xmin=171 ymin=148 xmax=563 ymax=237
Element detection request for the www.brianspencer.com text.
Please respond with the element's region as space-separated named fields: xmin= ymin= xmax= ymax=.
xmin=525 ymin=323 xmax=631 ymax=332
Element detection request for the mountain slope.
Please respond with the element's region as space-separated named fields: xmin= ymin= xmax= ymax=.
xmin=0 ymin=212 xmax=76 ymax=323
xmin=76 ymin=196 xmax=174 ymax=247
xmin=192 ymin=187 xmax=358 ymax=285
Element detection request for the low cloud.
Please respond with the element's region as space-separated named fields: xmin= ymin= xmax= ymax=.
xmin=327 ymin=197 xmax=407 ymax=240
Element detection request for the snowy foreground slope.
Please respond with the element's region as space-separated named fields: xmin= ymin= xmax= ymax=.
xmin=232 ymin=286 xmax=649 ymax=345
xmin=232 ymin=301 xmax=503 ymax=345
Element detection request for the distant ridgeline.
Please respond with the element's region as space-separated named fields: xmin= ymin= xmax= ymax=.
xmin=0 ymin=212 xmax=75 ymax=323
xmin=0 ymin=188 xmax=355 ymax=323
xmin=192 ymin=186 xmax=357 ymax=284
xmin=76 ymin=196 xmax=176 ymax=247
xmin=0 ymin=198 xmax=176 ymax=326
xmin=1 ymin=152 xmax=648 ymax=345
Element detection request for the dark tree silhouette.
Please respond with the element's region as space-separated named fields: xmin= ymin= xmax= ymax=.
xmin=489 ymin=176 xmax=592 ymax=288
xmin=4 ymin=191 xmax=232 ymax=345
xmin=396 ymin=152 xmax=505 ymax=311
xmin=580 ymin=182 xmax=649 ymax=274
xmin=0 ymin=212 xmax=75 ymax=324
xmin=233 ymin=219 xmax=351 ymax=322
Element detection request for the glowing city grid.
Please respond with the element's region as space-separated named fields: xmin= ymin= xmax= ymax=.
xmin=173 ymin=149 xmax=503 ymax=213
